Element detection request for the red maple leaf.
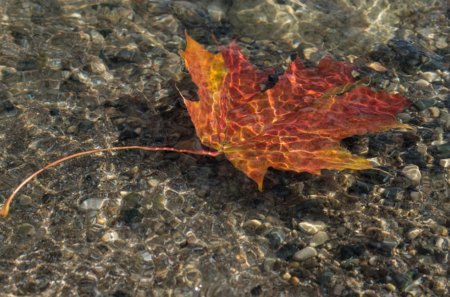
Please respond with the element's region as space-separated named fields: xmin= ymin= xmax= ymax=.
xmin=0 ymin=34 xmax=409 ymax=218
xmin=182 ymin=34 xmax=409 ymax=190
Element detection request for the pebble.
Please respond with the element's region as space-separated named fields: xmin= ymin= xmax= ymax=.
xmin=429 ymin=107 xmax=440 ymax=118
xmin=282 ymin=271 xmax=291 ymax=281
xmin=402 ymin=165 xmax=422 ymax=184
xmin=407 ymin=228 xmax=423 ymax=240
xmin=139 ymin=251 xmax=153 ymax=262
xmin=243 ymin=219 xmax=263 ymax=230
xmin=101 ymin=230 xmax=119 ymax=242
xmin=293 ymin=246 xmax=317 ymax=261
xmin=206 ymin=0 xmax=227 ymax=22
xmin=79 ymin=198 xmax=105 ymax=211
xmin=16 ymin=223 xmax=36 ymax=238
xmin=303 ymin=47 xmax=318 ymax=60
xmin=310 ymin=231 xmax=330 ymax=247
xmin=289 ymin=276 xmax=300 ymax=286
xmin=435 ymin=237 xmax=449 ymax=251
xmin=439 ymin=158 xmax=450 ymax=168
xmin=299 ymin=220 xmax=326 ymax=234
xmin=415 ymin=79 xmax=430 ymax=88
xmin=435 ymin=37 xmax=448 ymax=49
xmin=420 ymin=71 xmax=440 ymax=82
xmin=413 ymin=99 xmax=436 ymax=111
xmin=266 ymin=229 xmax=285 ymax=248
xmin=367 ymin=62 xmax=387 ymax=72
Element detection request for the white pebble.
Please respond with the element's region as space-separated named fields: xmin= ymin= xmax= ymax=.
xmin=310 ymin=231 xmax=330 ymax=247
xmin=299 ymin=220 xmax=326 ymax=234
xmin=402 ymin=165 xmax=422 ymax=184
xmin=439 ymin=158 xmax=450 ymax=168
xmin=101 ymin=230 xmax=119 ymax=242
xmin=79 ymin=198 xmax=105 ymax=211
xmin=421 ymin=71 xmax=440 ymax=83
xmin=415 ymin=79 xmax=430 ymax=88
xmin=293 ymin=247 xmax=317 ymax=261
xmin=407 ymin=228 xmax=422 ymax=240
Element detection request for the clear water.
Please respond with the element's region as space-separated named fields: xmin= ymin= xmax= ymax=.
xmin=0 ymin=1 xmax=448 ymax=296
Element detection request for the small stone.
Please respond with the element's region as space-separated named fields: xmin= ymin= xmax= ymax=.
xmin=367 ymin=61 xmax=387 ymax=72
xmin=89 ymin=59 xmax=107 ymax=74
xmin=386 ymin=283 xmax=396 ymax=292
xmin=16 ymin=223 xmax=36 ymax=238
xmin=266 ymin=229 xmax=285 ymax=248
xmin=435 ymin=237 xmax=448 ymax=251
xmin=435 ymin=37 xmax=448 ymax=49
xmin=407 ymin=228 xmax=422 ymax=240
xmin=79 ymin=198 xmax=105 ymax=211
xmin=420 ymin=71 xmax=440 ymax=82
xmin=415 ymin=79 xmax=430 ymax=87
xmin=282 ymin=272 xmax=291 ymax=281
xmin=397 ymin=112 xmax=412 ymax=122
xmin=290 ymin=276 xmax=300 ymax=286
xmin=101 ymin=230 xmax=119 ymax=242
xmin=18 ymin=195 xmax=33 ymax=206
xmin=439 ymin=158 xmax=450 ymax=168
xmin=293 ymin=246 xmax=317 ymax=261
xmin=207 ymin=1 xmax=226 ymax=22
xmin=410 ymin=191 xmax=423 ymax=200
xmin=413 ymin=99 xmax=436 ymax=111
xmin=310 ymin=231 xmax=330 ymax=247
xmin=402 ymin=165 xmax=421 ymax=184
xmin=139 ymin=251 xmax=153 ymax=262
xmin=429 ymin=107 xmax=440 ymax=118
xmin=303 ymin=47 xmax=318 ymax=60
xmin=299 ymin=220 xmax=326 ymax=234
xmin=243 ymin=219 xmax=263 ymax=231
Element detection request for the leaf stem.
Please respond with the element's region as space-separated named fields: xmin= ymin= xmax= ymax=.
xmin=0 ymin=146 xmax=221 ymax=218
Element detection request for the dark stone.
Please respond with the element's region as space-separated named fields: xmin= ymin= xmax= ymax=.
xmin=417 ymin=128 xmax=435 ymax=142
xmin=401 ymin=133 xmax=421 ymax=149
xmin=339 ymin=244 xmax=364 ymax=260
xmin=77 ymin=120 xmax=94 ymax=133
xmin=382 ymin=187 xmax=403 ymax=200
xmin=112 ymin=290 xmax=131 ymax=297
xmin=120 ymin=208 xmax=143 ymax=225
xmin=294 ymin=199 xmax=325 ymax=219
xmin=250 ymin=285 xmax=262 ymax=296
xmin=0 ymin=100 xmax=17 ymax=116
xmin=276 ymin=243 xmax=299 ymax=261
xmin=444 ymin=95 xmax=450 ymax=109
xmin=369 ymin=44 xmax=395 ymax=64
xmin=348 ymin=180 xmax=372 ymax=195
xmin=387 ymin=39 xmax=422 ymax=72
xmin=368 ymin=134 xmax=393 ymax=155
xmin=49 ymin=108 xmax=60 ymax=116
xmin=98 ymin=28 xmax=113 ymax=37
xmin=265 ymin=229 xmax=284 ymax=249
xmin=318 ymin=271 xmax=334 ymax=287
xmin=367 ymin=240 xmax=396 ymax=256
xmin=401 ymin=148 xmax=427 ymax=169
xmin=119 ymin=128 xmax=139 ymax=141
xmin=60 ymin=76 xmax=88 ymax=92
xmin=371 ymin=39 xmax=445 ymax=73
xmin=358 ymin=169 xmax=392 ymax=184
xmin=420 ymin=52 xmax=445 ymax=71
xmin=17 ymin=59 xmax=40 ymax=71
xmin=413 ymin=99 xmax=436 ymax=111
xmin=391 ymin=272 xmax=412 ymax=290
xmin=430 ymin=143 xmax=450 ymax=159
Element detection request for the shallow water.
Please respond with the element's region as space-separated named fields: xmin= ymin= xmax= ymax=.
xmin=0 ymin=1 xmax=449 ymax=296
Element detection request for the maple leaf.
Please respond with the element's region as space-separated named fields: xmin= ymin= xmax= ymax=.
xmin=181 ymin=34 xmax=409 ymax=190
xmin=0 ymin=34 xmax=409 ymax=218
